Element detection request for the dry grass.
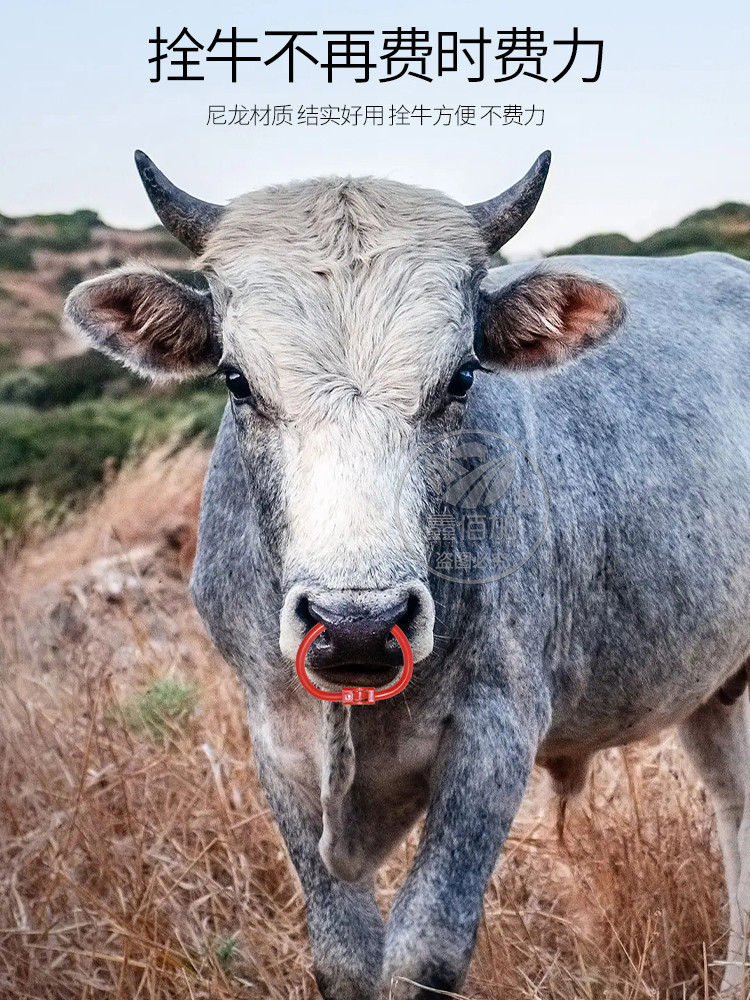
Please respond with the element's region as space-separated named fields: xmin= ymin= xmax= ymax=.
xmin=0 ymin=449 xmax=735 ymax=999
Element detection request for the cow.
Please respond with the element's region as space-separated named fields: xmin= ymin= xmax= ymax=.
xmin=63 ymin=149 xmax=750 ymax=999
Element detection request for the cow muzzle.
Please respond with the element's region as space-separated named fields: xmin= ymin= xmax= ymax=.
xmin=280 ymin=581 xmax=434 ymax=688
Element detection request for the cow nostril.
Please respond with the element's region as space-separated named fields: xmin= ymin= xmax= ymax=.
xmin=395 ymin=592 xmax=422 ymax=637
xmin=296 ymin=596 xmax=335 ymax=648
xmin=295 ymin=596 xmax=319 ymax=632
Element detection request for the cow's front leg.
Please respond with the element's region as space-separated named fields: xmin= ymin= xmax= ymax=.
xmin=383 ymin=695 xmax=543 ymax=999
xmin=254 ymin=748 xmax=384 ymax=1000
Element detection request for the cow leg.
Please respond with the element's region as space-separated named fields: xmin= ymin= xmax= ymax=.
xmin=253 ymin=750 xmax=385 ymax=1000
xmin=679 ymin=694 xmax=750 ymax=996
xmin=382 ymin=696 xmax=542 ymax=999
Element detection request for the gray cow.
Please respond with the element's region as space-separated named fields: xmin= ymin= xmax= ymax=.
xmin=64 ymin=150 xmax=750 ymax=999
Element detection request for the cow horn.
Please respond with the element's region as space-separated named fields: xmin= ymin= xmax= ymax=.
xmin=467 ymin=151 xmax=551 ymax=254
xmin=134 ymin=150 xmax=223 ymax=256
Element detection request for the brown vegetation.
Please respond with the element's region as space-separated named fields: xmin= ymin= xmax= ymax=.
xmin=0 ymin=222 xmax=188 ymax=365
xmin=0 ymin=448 xmax=736 ymax=999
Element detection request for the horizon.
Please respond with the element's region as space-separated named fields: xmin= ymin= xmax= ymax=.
xmin=5 ymin=188 xmax=746 ymax=262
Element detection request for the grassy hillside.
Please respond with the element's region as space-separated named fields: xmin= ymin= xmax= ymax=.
xmin=0 ymin=210 xmax=219 ymax=537
xmin=551 ymin=202 xmax=750 ymax=260
xmin=0 ymin=209 xmax=189 ymax=367
xmin=1 ymin=201 xmax=749 ymax=541
xmin=0 ymin=353 xmax=224 ymax=536
xmin=0 ymin=450 xmax=732 ymax=1000
xmin=1 ymin=205 xmax=741 ymax=1000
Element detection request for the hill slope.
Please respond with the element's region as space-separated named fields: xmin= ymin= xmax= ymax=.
xmin=2 ymin=201 xmax=749 ymax=367
xmin=1 ymin=201 xmax=749 ymax=537
xmin=0 ymin=210 xmax=189 ymax=366
xmin=550 ymin=202 xmax=750 ymax=260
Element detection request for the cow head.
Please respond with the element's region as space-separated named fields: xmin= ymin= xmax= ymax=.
xmin=64 ymin=152 xmax=623 ymax=688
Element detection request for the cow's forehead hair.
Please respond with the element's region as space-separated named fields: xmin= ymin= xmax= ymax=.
xmin=201 ymin=176 xmax=486 ymax=422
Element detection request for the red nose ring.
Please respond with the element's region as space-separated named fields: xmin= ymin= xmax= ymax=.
xmin=295 ymin=623 xmax=413 ymax=704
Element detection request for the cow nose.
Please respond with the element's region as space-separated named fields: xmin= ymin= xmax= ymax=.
xmin=279 ymin=581 xmax=435 ymax=670
xmin=293 ymin=588 xmax=428 ymax=677
xmin=308 ymin=595 xmax=409 ymax=664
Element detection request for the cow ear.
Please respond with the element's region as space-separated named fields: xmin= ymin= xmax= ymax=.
xmin=478 ymin=271 xmax=624 ymax=371
xmin=63 ymin=267 xmax=219 ymax=379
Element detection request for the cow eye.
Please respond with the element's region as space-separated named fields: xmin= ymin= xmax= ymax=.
xmin=447 ymin=365 xmax=475 ymax=399
xmin=224 ymin=368 xmax=251 ymax=401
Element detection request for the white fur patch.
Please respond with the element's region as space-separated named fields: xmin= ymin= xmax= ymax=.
xmin=201 ymin=177 xmax=485 ymax=589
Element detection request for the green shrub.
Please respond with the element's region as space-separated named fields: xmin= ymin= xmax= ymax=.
xmin=0 ymin=342 xmax=18 ymax=373
xmin=0 ymin=401 xmax=148 ymax=496
xmin=0 ymin=351 xmax=144 ymax=408
xmin=138 ymin=237 xmax=191 ymax=259
xmin=551 ymin=233 xmax=635 ymax=257
xmin=684 ymin=202 xmax=750 ymax=225
xmin=58 ymin=266 xmax=86 ymax=295
xmin=0 ymin=369 xmax=46 ymax=405
xmin=33 ymin=309 xmax=59 ymax=327
xmin=0 ymin=211 xmax=102 ymax=266
xmin=120 ymin=678 xmax=199 ymax=740
xmin=28 ymin=210 xmax=101 ymax=251
xmin=0 ymin=492 xmax=27 ymax=538
xmin=639 ymin=220 xmax=750 ymax=258
xmin=214 ymin=937 xmax=239 ymax=973
xmin=0 ymin=387 xmax=224 ymax=503
xmin=549 ymin=203 xmax=750 ymax=261
xmin=0 ymin=235 xmax=34 ymax=271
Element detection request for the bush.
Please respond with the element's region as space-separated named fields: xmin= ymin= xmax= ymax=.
xmin=550 ymin=203 xmax=750 ymax=261
xmin=0 ymin=235 xmax=34 ymax=271
xmin=0 ymin=342 xmax=18 ymax=374
xmin=0 ymin=388 xmax=224 ymax=504
xmin=0 ymin=370 xmax=47 ymax=406
xmin=138 ymin=237 xmax=191 ymax=259
xmin=0 ymin=351 xmax=144 ymax=408
xmin=58 ymin=266 xmax=86 ymax=295
xmin=0 ymin=349 xmax=225 ymax=533
xmin=551 ymin=232 xmax=635 ymax=257
xmin=119 ymin=677 xmax=199 ymax=741
xmin=0 ymin=402 xmax=149 ymax=496
xmin=639 ymin=220 xmax=750 ymax=258
xmin=0 ymin=492 xmax=27 ymax=539
xmin=28 ymin=210 xmax=101 ymax=252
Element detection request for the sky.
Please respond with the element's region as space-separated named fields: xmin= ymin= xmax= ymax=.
xmin=1 ymin=0 xmax=749 ymax=258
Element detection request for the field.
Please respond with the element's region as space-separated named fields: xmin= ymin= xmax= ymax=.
xmin=0 ymin=446 xmax=736 ymax=1000
xmin=2 ymin=199 xmax=750 ymax=999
